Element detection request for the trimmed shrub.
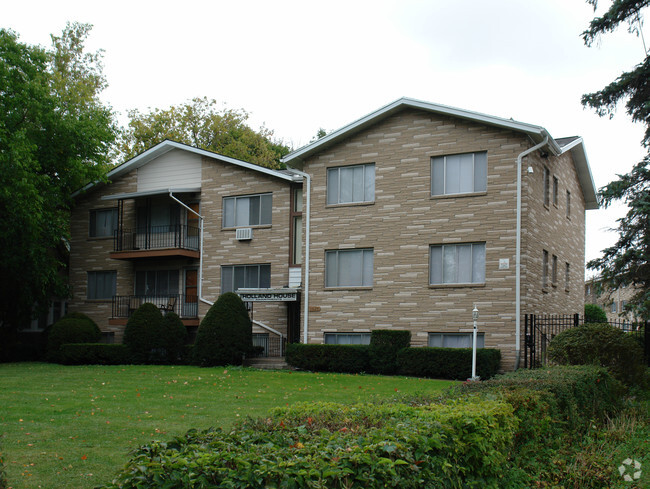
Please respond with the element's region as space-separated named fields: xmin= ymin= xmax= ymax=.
xmin=102 ymin=398 xmax=519 ymax=489
xmin=368 ymin=330 xmax=411 ymax=374
xmin=123 ymin=303 xmax=163 ymax=364
xmin=547 ymin=323 xmax=647 ymax=386
xmin=46 ymin=313 xmax=101 ymax=363
xmin=397 ymin=347 xmax=501 ymax=380
xmin=584 ymin=303 xmax=607 ymax=323
xmin=192 ymin=292 xmax=252 ymax=367
xmin=158 ymin=312 xmax=188 ymax=364
xmin=58 ymin=343 xmax=130 ymax=365
xmin=286 ymin=343 xmax=370 ymax=373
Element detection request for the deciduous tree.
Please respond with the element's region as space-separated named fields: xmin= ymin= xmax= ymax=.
xmin=0 ymin=23 xmax=117 ymax=332
xmin=117 ymin=97 xmax=290 ymax=169
xmin=584 ymin=0 xmax=650 ymax=318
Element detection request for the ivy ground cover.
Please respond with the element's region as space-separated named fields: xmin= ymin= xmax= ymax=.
xmin=0 ymin=363 xmax=453 ymax=489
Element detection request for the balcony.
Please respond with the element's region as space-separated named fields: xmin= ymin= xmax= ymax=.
xmin=111 ymin=225 xmax=200 ymax=260
xmin=111 ymin=294 xmax=198 ymax=320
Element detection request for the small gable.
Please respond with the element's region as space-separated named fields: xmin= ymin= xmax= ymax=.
xmin=137 ymin=148 xmax=202 ymax=192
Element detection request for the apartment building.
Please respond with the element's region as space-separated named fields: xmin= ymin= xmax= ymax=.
xmin=68 ymin=98 xmax=598 ymax=369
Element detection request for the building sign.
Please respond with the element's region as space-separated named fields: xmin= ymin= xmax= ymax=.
xmin=237 ymin=288 xmax=299 ymax=302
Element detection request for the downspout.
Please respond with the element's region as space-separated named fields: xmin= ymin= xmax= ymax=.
xmin=514 ymin=137 xmax=548 ymax=370
xmin=286 ymin=168 xmax=311 ymax=344
xmin=168 ymin=190 xmax=213 ymax=307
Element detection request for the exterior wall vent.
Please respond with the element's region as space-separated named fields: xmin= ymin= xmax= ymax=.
xmin=236 ymin=227 xmax=253 ymax=241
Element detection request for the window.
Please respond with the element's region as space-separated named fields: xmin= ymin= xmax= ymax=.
xmin=565 ymin=262 xmax=570 ymax=291
xmin=324 ymin=333 xmax=371 ymax=345
xmin=223 ymin=193 xmax=272 ymax=227
xmin=137 ymin=203 xmax=180 ymax=233
xmin=552 ymin=255 xmax=558 ymax=286
xmin=89 ymin=208 xmax=118 ymax=237
xmin=87 ymin=271 xmax=116 ymax=300
xmin=429 ymin=243 xmax=485 ymax=285
xmin=431 ymin=151 xmax=487 ymax=196
xmin=325 ymin=249 xmax=374 ymax=287
xmin=221 ymin=264 xmax=271 ymax=293
xmin=291 ymin=188 xmax=303 ymax=265
xmin=542 ymin=250 xmax=549 ymax=288
xmin=566 ymin=190 xmax=571 ymax=218
xmin=621 ymin=300 xmax=627 ymax=312
xmin=428 ymin=333 xmax=485 ymax=348
xmin=552 ymin=176 xmax=559 ymax=206
xmin=543 ymin=167 xmax=550 ymax=207
xmin=327 ymin=163 xmax=375 ymax=205
xmin=135 ymin=270 xmax=179 ymax=296
xmin=611 ymin=302 xmax=617 ymax=313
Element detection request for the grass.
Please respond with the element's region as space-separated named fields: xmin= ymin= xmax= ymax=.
xmin=0 ymin=363 xmax=453 ymax=489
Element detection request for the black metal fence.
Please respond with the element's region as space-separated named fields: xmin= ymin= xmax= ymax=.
xmin=112 ymin=294 xmax=198 ymax=318
xmin=114 ymin=225 xmax=199 ymax=252
xmin=524 ymin=314 xmax=649 ymax=368
xmin=251 ymin=334 xmax=286 ymax=358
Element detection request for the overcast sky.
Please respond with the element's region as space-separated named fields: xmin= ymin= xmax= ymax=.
xmin=4 ymin=0 xmax=648 ymax=273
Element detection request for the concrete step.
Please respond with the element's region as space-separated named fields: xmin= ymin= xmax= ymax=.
xmin=245 ymin=357 xmax=292 ymax=370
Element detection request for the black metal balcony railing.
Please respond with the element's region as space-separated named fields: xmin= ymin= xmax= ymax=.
xmin=112 ymin=294 xmax=198 ymax=318
xmin=113 ymin=225 xmax=200 ymax=252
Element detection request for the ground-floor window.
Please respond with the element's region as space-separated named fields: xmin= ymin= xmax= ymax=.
xmin=221 ymin=264 xmax=271 ymax=293
xmin=324 ymin=333 xmax=371 ymax=345
xmin=428 ymin=332 xmax=485 ymax=348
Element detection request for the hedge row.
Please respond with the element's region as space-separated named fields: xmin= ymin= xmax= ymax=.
xmin=101 ymin=398 xmax=519 ymax=489
xmin=101 ymin=366 xmax=622 ymax=489
xmin=286 ymin=343 xmax=501 ymax=380
xmin=58 ymin=343 xmax=131 ymax=365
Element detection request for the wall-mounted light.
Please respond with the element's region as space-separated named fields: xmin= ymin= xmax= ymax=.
xmin=527 ymin=166 xmax=534 ymax=174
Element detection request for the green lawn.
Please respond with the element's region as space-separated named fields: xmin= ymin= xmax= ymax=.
xmin=0 ymin=363 xmax=453 ymax=489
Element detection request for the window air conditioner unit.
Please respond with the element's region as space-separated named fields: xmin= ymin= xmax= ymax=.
xmin=236 ymin=227 xmax=253 ymax=241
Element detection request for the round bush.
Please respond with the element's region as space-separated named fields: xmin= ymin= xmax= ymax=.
xmin=192 ymin=292 xmax=252 ymax=367
xmin=123 ymin=303 xmax=163 ymax=364
xmin=584 ymin=303 xmax=607 ymax=323
xmin=547 ymin=323 xmax=646 ymax=386
xmin=46 ymin=312 xmax=101 ymax=363
xmin=159 ymin=312 xmax=188 ymax=364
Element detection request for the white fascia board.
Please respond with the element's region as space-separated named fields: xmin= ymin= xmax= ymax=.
xmin=559 ymin=137 xmax=599 ymax=210
xmin=282 ymin=97 xmax=560 ymax=165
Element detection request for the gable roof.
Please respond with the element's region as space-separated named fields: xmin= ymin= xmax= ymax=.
xmin=281 ymin=97 xmax=599 ymax=209
xmin=73 ymin=139 xmax=300 ymax=197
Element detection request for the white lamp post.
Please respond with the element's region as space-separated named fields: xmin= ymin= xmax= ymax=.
xmin=471 ymin=304 xmax=479 ymax=381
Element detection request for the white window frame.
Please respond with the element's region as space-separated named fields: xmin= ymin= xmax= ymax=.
xmin=429 ymin=242 xmax=486 ymax=285
xmin=89 ymin=208 xmax=118 ymax=238
xmin=324 ymin=333 xmax=371 ymax=345
xmin=428 ymin=333 xmax=485 ymax=349
xmin=325 ymin=248 xmax=374 ymax=288
xmin=221 ymin=264 xmax=271 ymax=294
xmin=327 ymin=163 xmax=375 ymax=205
xmin=223 ymin=193 xmax=272 ymax=228
xmin=431 ymin=151 xmax=487 ymax=196
xmin=87 ymin=271 xmax=116 ymax=300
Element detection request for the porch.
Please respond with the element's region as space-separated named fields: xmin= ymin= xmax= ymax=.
xmin=111 ymin=224 xmax=200 ymax=260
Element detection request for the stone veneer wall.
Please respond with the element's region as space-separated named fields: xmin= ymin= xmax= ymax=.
xmin=299 ymin=108 xmax=587 ymax=369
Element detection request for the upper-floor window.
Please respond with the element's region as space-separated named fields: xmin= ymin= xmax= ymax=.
xmin=291 ymin=188 xmax=303 ymax=265
xmin=552 ymin=176 xmax=559 ymax=206
xmin=135 ymin=270 xmax=179 ymax=296
xmin=223 ymin=193 xmax=272 ymax=228
xmin=543 ymin=167 xmax=550 ymax=207
xmin=327 ymin=163 xmax=375 ymax=205
xmin=566 ymin=190 xmax=571 ymax=218
xmin=552 ymin=254 xmax=558 ymax=286
xmin=565 ymin=262 xmax=570 ymax=291
xmin=611 ymin=301 xmax=617 ymax=313
xmin=542 ymin=250 xmax=549 ymax=288
xmin=325 ymin=248 xmax=374 ymax=287
xmin=87 ymin=271 xmax=116 ymax=300
xmin=431 ymin=151 xmax=487 ymax=196
xmin=89 ymin=208 xmax=118 ymax=238
xmin=429 ymin=242 xmax=486 ymax=285
xmin=221 ymin=264 xmax=271 ymax=293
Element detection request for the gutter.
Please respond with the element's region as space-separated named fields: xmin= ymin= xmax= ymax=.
xmin=514 ymin=137 xmax=548 ymax=370
xmin=285 ymin=168 xmax=311 ymax=344
xmin=168 ymin=191 xmax=213 ymax=307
